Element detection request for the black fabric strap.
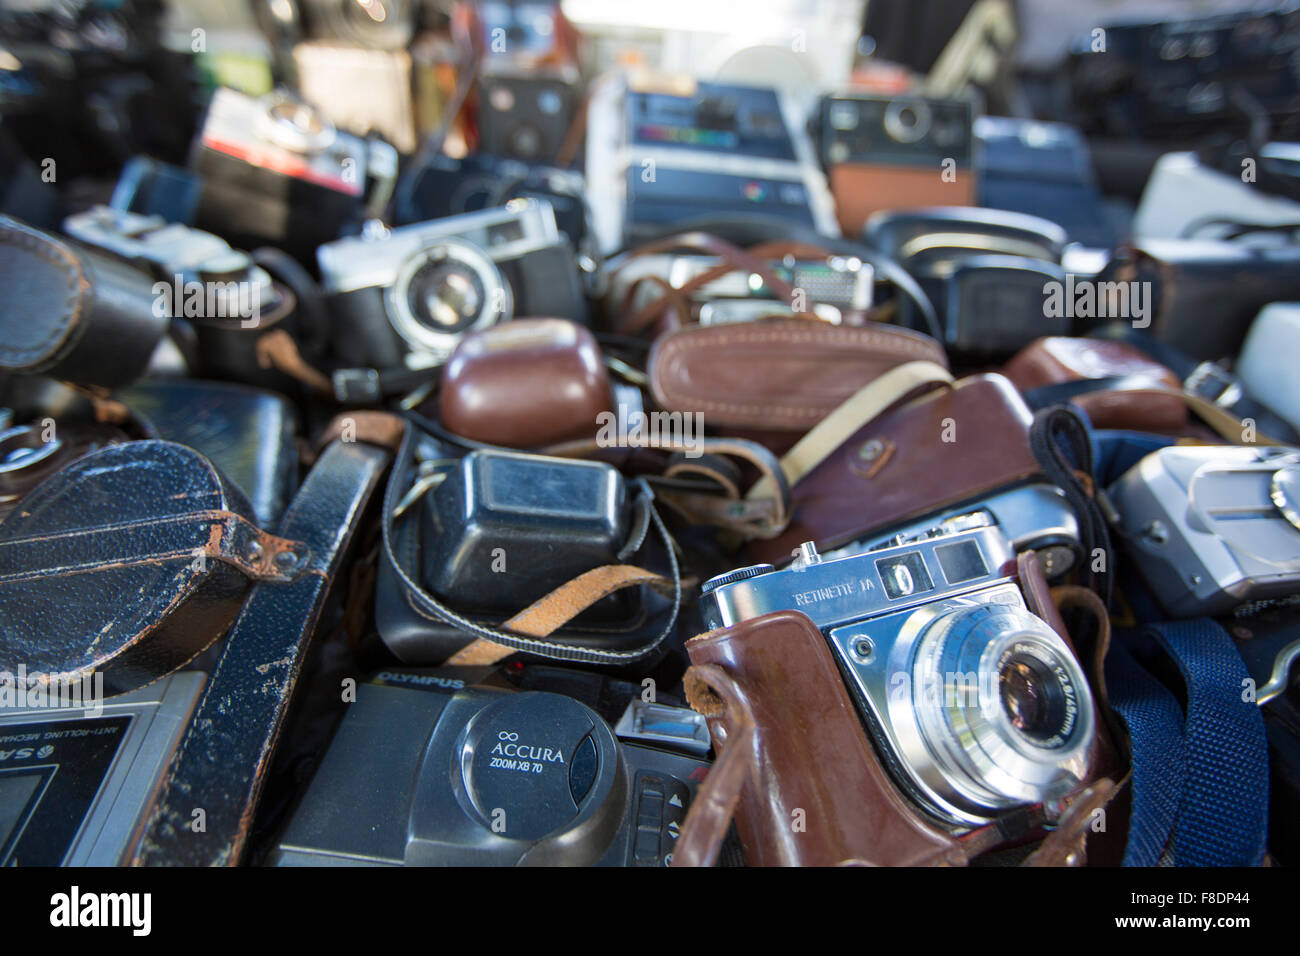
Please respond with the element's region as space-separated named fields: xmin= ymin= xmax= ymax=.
xmin=1028 ymin=405 xmax=1114 ymax=607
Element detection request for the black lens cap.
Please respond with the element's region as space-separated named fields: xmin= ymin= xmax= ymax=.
xmin=460 ymin=692 xmax=622 ymax=843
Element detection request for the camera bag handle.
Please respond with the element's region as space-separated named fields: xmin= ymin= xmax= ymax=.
xmin=382 ymin=425 xmax=685 ymax=666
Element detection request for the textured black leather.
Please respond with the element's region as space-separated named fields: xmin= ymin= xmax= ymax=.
xmin=0 ymin=216 xmax=167 ymax=386
xmin=131 ymin=438 xmax=390 ymax=866
xmin=0 ymin=441 xmax=285 ymax=695
xmin=120 ymin=379 xmax=300 ymax=527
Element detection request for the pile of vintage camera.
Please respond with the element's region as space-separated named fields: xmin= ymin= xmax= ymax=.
xmin=0 ymin=0 xmax=1299 ymax=869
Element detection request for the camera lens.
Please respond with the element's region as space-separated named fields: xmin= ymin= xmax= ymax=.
xmin=405 ymin=260 xmax=484 ymax=334
xmin=897 ymin=600 xmax=1094 ymax=823
xmin=258 ymin=94 xmax=336 ymax=154
xmin=998 ymin=652 xmax=1069 ymax=743
xmin=388 ymin=239 xmax=511 ymax=357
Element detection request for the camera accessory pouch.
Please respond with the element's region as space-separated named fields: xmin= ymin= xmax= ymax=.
xmin=648 ymin=318 xmax=948 ymax=432
xmin=747 ymin=373 xmax=1041 ymax=565
xmin=0 ymin=216 xmax=168 ymax=387
xmin=1002 ymin=336 xmax=1187 ymax=433
xmin=380 ymin=426 xmax=683 ymax=667
xmin=0 ymin=440 xmax=310 ymax=695
xmin=440 ymin=318 xmax=615 ymax=448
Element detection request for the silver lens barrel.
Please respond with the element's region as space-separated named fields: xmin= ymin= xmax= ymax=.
xmin=386 ymin=239 xmax=512 ymax=357
xmin=894 ymin=601 xmax=1094 ymax=822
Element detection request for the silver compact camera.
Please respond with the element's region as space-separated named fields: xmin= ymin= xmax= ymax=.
xmin=317 ymin=199 xmax=586 ymax=371
xmin=822 ymin=482 xmax=1082 ymax=581
xmin=700 ymin=520 xmax=1095 ymax=828
xmin=1108 ymin=444 xmax=1300 ymax=617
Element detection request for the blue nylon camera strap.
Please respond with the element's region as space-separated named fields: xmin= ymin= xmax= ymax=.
xmin=1105 ymin=619 xmax=1269 ymax=866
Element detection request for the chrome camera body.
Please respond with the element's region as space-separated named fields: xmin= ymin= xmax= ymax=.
xmin=700 ymin=521 xmax=1095 ymax=828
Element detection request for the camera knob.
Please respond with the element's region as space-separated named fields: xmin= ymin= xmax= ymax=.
xmin=700 ymin=564 xmax=775 ymax=596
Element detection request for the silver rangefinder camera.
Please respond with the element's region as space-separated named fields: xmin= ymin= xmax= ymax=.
xmin=1108 ymin=444 xmax=1300 ymax=617
xmin=699 ymin=518 xmax=1095 ymax=828
xmin=317 ymin=199 xmax=585 ymax=371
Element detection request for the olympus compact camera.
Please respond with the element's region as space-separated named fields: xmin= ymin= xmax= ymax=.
xmin=700 ymin=520 xmax=1096 ymax=828
xmin=272 ymin=675 xmax=709 ymax=866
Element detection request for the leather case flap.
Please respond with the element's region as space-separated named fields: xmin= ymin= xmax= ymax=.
xmin=1002 ymin=336 xmax=1187 ymax=431
xmin=648 ymin=319 xmax=948 ymax=432
xmin=749 ymin=373 xmax=1040 ymax=564
xmin=683 ymin=609 xmax=966 ymax=866
xmin=0 ymin=440 xmax=307 ymax=694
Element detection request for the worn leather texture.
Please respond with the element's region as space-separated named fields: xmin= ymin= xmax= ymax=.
xmin=648 ymin=319 xmax=949 ymax=432
xmin=0 ymin=441 xmax=278 ymax=695
xmin=675 ymin=610 xmax=968 ymax=867
xmin=133 ymin=437 xmax=390 ymax=866
xmin=0 ymin=216 xmax=167 ymax=387
xmin=439 ymin=318 xmax=614 ymax=448
xmin=120 ymin=380 xmax=300 ymax=528
xmin=749 ymin=374 xmax=1041 ymax=565
xmin=1002 ymin=336 xmax=1187 ymax=432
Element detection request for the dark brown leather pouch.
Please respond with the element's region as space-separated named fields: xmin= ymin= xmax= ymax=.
xmin=674 ymin=609 xmax=969 ymax=867
xmin=748 ymin=373 xmax=1041 ymax=565
xmin=648 ymin=318 xmax=948 ymax=433
xmin=439 ymin=318 xmax=614 ymax=448
xmin=0 ymin=216 xmax=167 ymax=387
xmin=1002 ymin=336 xmax=1187 ymax=432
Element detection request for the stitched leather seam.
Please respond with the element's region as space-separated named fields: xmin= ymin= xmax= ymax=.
xmin=0 ymin=224 xmax=88 ymax=367
xmin=652 ymin=325 xmax=944 ymax=420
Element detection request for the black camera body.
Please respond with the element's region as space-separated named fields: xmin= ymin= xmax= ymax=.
xmin=395 ymin=153 xmax=591 ymax=256
xmin=272 ymin=675 xmax=708 ymax=866
xmin=377 ymin=446 xmax=675 ymax=665
xmin=318 ymin=200 xmax=586 ymax=372
xmin=192 ymin=88 xmax=398 ymax=262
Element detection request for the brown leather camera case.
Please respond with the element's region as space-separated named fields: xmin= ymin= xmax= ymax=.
xmin=748 ymin=373 xmax=1041 ymax=565
xmin=1001 ymin=336 xmax=1187 ymax=432
xmin=648 ymin=319 xmax=948 ymax=432
xmin=439 ymin=318 xmax=614 ymax=448
xmin=675 ymin=609 xmax=968 ymax=867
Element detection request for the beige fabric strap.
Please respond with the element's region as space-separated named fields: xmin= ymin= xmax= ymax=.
xmin=444 ymin=565 xmax=669 ymax=666
xmin=747 ymin=360 xmax=954 ymax=501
